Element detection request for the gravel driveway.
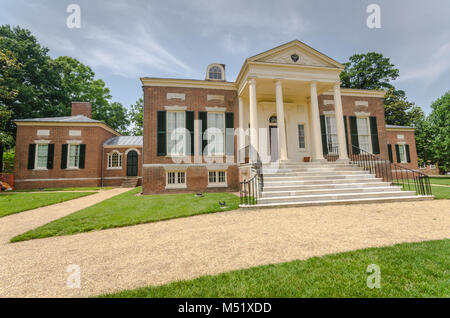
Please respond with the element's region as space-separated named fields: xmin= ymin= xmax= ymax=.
xmin=0 ymin=199 xmax=449 ymax=298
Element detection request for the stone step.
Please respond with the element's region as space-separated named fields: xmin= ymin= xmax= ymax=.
xmin=263 ymin=170 xmax=370 ymax=177
xmin=240 ymin=195 xmax=434 ymax=209
xmin=264 ymin=174 xmax=376 ymax=182
xmin=262 ymin=167 xmax=363 ymax=173
xmin=264 ymin=177 xmax=384 ymax=187
xmin=261 ymin=186 xmax=403 ymax=198
xmin=257 ymin=191 xmax=419 ymax=204
xmin=263 ymin=182 xmax=393 ymax=192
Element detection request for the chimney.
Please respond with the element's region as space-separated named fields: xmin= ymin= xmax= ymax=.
xmin=71 ymin=102 xmax=92 ymax=118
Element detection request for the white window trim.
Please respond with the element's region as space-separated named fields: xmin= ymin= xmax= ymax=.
xmin=357 ymin=116 xmax=373 ymax=153
xmin=297 ymin=122 xmax=307 ymax=151
xmin=206 ymin=111 xmax=226 ymax=157
xmin=107 ymin=150 xmax=123 ymax=170
xmin=67 ymin=144 xmax=81 ymax=170
xmin=208 ymin=170 xmax=228 ymax=187
xmin=166 ymin=111 xmax=187 ymax=157
xmin=325 ymin=115 xmax=338 ymax=154
xmin=165 ymin=170 xmax=187 ymax=189
xmin=206 ymin=64 xmax=225 ymax=81
xmin=397 ymin=144 xmax=408 ymax=163
xmin=34 ymin=143 xmax=49 ymax=171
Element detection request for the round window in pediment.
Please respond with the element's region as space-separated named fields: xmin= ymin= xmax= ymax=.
xmin=269 ymin=115 xmax=277 ymax=124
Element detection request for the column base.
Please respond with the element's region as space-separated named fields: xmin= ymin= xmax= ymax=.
xmin=336 ymin=158 xmax=350 ymax=164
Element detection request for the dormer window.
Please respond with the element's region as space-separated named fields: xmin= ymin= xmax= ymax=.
xmin=206 ymin=64 xmax=225 ymax=81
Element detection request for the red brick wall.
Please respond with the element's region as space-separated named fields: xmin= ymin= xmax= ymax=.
xmin=318 ymin=94 xmax=388 ymax=160
xmin=386 ymin=129 xmax=419 ymax=170
xmin=14 ymin=124 xmax=117 ymax=189
xmin=142 ymin=86 xmax=239 ymax=194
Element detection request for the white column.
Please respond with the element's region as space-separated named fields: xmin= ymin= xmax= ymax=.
xmin=333 ymin=82 xmax=349 ymax=162
xmin=310 ymin=81 xmax=325 ymax=162
xmin=238 ymin=96 xmax=245 ymax=163
xmin=275 ymin=80 xmax=288 ymax=161
xmin=249 ymin=78 xmax=258 ymax=162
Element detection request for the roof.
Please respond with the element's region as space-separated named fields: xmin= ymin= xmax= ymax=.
xmin=14 ymin=115 xmax=102 ymax=123
xmin=103 ymin=136 xmax=143 ymax=147
xmin=386 ymin=124 xmax=415 ymax=130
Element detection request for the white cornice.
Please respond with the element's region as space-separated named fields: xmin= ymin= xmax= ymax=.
xmin=322 ymin=88 xmax=386 ymax=98
xmin=15 ymin=122 xmax=121 ymax=136
xmin=140 ymin=78 xmax=236 ymax=90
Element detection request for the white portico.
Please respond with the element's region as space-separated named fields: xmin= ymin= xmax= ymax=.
xmin=236 ymin=40 xmax=349 ymax=164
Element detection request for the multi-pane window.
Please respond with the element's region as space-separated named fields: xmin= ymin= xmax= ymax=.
xmin=208 ymin=170 xmax=226 ymax=185
xmin=167 ymin=171 xmax=186 ymax=186
xmin=167 ymin=111 xmax=186 ymax=155
xmin=108 ymin=152 xmax=122 ymax=168
xmin=68 ymin=144 xmax=81 ymax=168
xmin=325 ymin=116 xmax=338 ymax=154
xmin=298 ymin=124 xmax=305 ymax=149
xmin=398 ymin=144 xmax=407 ymax=163
xmin=36 ymin=144 xmax=48 ymax=169
xmin=357 ymin=118 xmax=371 ymax=152
xmin=206 ymin=112 xmax=225 ymax=155
xmin=208 ymin=66 xmax=222 ymax=80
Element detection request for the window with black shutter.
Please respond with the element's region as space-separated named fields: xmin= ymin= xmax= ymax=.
xmin=225 ymin=112 xmax=234 ymax=156
xmin=79 ymin=144 xmax=86 ymax=168
xmin=157 ymin=111 xmax=167 ymax=156
xmin=369 ymin=117 xmax=380 ymax=154
xmin=319 ymin=115 xmax=328 ymax=155
xmin=387 ymin=144 xmax=393 ymax=163
xmin=47 ymin=144 xmax=55 ymax=169
xmin=61 ymin=144 xmax=68 ymax=169
xmin=344 ymin=116 xmax=349 ymax=155
xmin=27 ymin=144 xmax=36 ymax=170
xmin=349 ymin=116 xmax=359 ymax=154
xmin=395 ymin=144 xmax=401 ymax=163
xmin=198 ymin=112 xmax=207 ymax=155
xmin=405 ymin=144 xmax=411 ymax=163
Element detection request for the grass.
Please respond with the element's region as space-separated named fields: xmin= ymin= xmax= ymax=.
xmin=396 ymin=184 xmax=450 ymax=200
xmin=99 ymin=239 xmax=450 ymax=298
xmin=0 ymin=192 xmax=95 ymax=218
xmin=429 ymin=176 xmax=450 ymax=186
xmin=11 ymin=188 xmax=240 ymax=242
xmin=11 ymin=186 xmax=114 ymax=192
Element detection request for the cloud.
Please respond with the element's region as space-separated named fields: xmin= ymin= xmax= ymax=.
xmin=397 ymin=42 xmax=450 ymax=86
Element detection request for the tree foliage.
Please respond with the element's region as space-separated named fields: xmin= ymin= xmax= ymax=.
xmin=340 ymin=52 xmax=399 ymax=90
xmin=384 ymin=88 xmax=425 ymax=127
xmin=128 ymin=98 xmax=143 ymax=136
xmin=428 ymin=92 xmax=450 ymax=171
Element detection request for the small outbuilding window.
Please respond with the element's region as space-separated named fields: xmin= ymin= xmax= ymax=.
xmin=108 ymin=151 xmax=122 ymax=169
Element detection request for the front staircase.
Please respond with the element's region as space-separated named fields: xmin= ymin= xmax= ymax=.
xmin=240 ymin=162 xmax=433 ymax=208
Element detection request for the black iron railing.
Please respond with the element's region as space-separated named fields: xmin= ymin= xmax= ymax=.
xmin=349 ymin=145 xmax=432 ymax=196
xmin=240 ymin=159 xmax=264 ymax=205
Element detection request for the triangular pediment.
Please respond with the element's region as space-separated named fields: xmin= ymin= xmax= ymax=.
xmin=248 ymin=40 xmax=343 ymax=69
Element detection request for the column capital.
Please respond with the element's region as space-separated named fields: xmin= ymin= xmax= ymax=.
xmin=248 ymin=77 xmax=257 ymax=85
xmin=310 ymin=80 xmax=318 ymax=87
xmin=334 ymin=81 xmax=342 ymax=90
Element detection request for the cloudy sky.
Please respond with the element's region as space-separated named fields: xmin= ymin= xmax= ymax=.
xmin=1 ymin=0 xmax=449 ymax=113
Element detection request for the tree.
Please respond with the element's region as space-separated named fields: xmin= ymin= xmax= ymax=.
xmin=97 ymin=101 xmax=130 ymax=135
xmin=340 ymin=52 xmax=399 ymax=90
xmin=428 ymin=92 xmax=450 ymax=172
xmin=384 ymin=88 xmax=425 ymax=127
xmin=128 ymin=98 xmax=143 ymax=135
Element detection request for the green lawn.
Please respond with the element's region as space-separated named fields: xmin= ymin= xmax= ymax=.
xmin=0 ymin=192 xmax=95 ymax=218
xmin=12 ymin=186 xmax=114 ymax=192
xmin=395 ymin=183 xmax=449 ymax=200
xmin=429 ymin=176 xmax=450 ymax=186
xmin=11 ymin=188 xmax=240 ymax=242
xmin=100 ymin=239 xmax=450 ymax=298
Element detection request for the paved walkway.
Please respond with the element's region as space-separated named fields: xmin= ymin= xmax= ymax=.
xmin=0 ymin=198 xmax=448 ymax=298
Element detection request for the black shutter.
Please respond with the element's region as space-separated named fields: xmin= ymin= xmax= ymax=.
xmin=199 ymin=112 xmax=207 ymax=155
xmin=27 ymin=144 xmax=36 ymax=170
xmin=388 ymin=144 xmax=393 ymax=163
xmin=61 ymin=144 xmax=68 ymax=169
xmin=343 ymin=116 xmax=349 ymax=155
xmin=225 ymin=112 xmax=234 ymax=156
xmin=369 ymin=117 xmax=380 ymax=154
xmin=405 ymin=144 xmax=411 ymax=163
xmin=320 ymin=115 xmax=328 ymax=155
xmin=79 ymin=144 xmax=86 ymax=168
xmin=47 ymin=144 xmax=55 ymax=169
xmin=157 ymin=111 xmax=167 ymax=156
xmin=395 ymin=144 xmax=401 ymax=163
xmin=349 ymin=116 xmax=359 ymax=155
xmin=186 ymin=111 xmax=194 ymax=156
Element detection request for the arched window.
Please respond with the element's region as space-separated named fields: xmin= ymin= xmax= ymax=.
xmin=108 ymin=151 xmax=122 ymax=168
xmin=206 ymin=64 xmax=225 ymax=81
xmin=209 ymin=66 xmax=222 ymax=80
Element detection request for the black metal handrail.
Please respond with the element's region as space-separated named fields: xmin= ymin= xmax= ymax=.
xmin=349 ymin=145 xmax=432 ymax=196
xmin=239 ymin=158 xmax=264 ymax=205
